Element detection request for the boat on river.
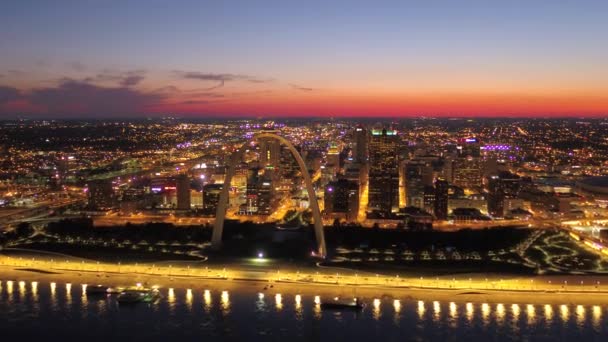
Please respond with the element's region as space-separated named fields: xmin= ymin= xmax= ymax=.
xmin=320 ymin=297 xmax=365 ymax=310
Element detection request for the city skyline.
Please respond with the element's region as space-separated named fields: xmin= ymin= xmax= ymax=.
xmin=1 ymin=0 xmax=608 ymax=118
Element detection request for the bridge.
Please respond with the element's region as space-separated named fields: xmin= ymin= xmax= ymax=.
xmin=211 ymin=132 xmax=327 ymax=257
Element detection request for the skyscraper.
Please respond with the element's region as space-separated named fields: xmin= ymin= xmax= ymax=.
xmin=87 ymin=179 xmax=115 ymax=210
xmin=453 ymin=156 xmax=483 ymax=191
xmin=326 ymin=142 xmax=341 ymax=176
xmin=453 ymin=138 xmax=483 ymax=190
xmin=368 ymin=128 xmax=399 ymax=216
xmin=487 ymin=171 xmax=522 ymax=217
xmin=176 ymin=174 xmax=191 ymax=210
xmin=245 ymin=168 xmax=275 ymax=215
xmin=423 ymin=185 xmax=435 ymax=214
xmin=487 ymin=175 xmax=504 ymax=217
xmin=202 ymin=183 xmax=223 ymax=214
xmin=259 ymin=138 xmax=281 ymax=168
xmin=434 ymin=178 xmax=449 ymax=220
xmin=353 ymin=126 xmax=368 ymax=164
xmin=405 ymin=161 xmax=425 ymax=208
xmin=324 ymin=178 xmax=359 ymax=221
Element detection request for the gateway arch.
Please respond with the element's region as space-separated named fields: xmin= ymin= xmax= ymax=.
xmin=211 ymin=132 xmax=327 ymax=257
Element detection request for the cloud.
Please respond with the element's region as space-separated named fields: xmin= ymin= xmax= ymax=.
xmin=174 ymin=71 xmax=272 ymax=90
xmin=120 ymin=74 xmax=145 ymax=87
xmin=187 ymin=92 xmax=225 ymax=98
xmin=7 ymin=70 xmax=25 ymax=76
xmin=83 ymin=70 xmax=146 ymax=87
xmin=27 ymin=79 xmax=164 ymax=116
xmin=67 ymin=61 xmax=86 ymax=72
xmin=179 ymin=100 xmax=213 ymax=105
xmin=35 ymin=59 xmax=51 ymax=68
xmin=289 ymin=83 xmax=313 ymax=92
xmin=230 ymin=89 xmax=273 ymax=96
xmin=0 ymin=86 xmax=21 ymax=104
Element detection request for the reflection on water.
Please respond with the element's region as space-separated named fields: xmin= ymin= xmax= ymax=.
xmin=313 ymin=295 xmax=321 ymax=319
xmin=482 ymin=303 xmax=490 ymax=324
xmin=512 ymin=304 xmax=520 ymax=321
xmin=527 ymin=304 xmax=536 ymax=325
xmin=545 ymin=304 xmax=554 ymax=325
xmin=561 ymin=305 xmax=570 ymax=325
xmin=433 ymin=301 xmax=441 ymax=321
xmin=220 ymin=290 xmax=230 ymax=314
xmin=417 ymin=300 xmax=425 ymax=319
xmin=593 ymin=306 xmax=602 ymax=330
xmin=373 ymin=298 xmax=381 ymax=320
xmin=466 ymin=302 xmax=474 ymax=322
xmin=203 ymin=289 xmax=211 ymax=313
xmin=0 ymin=281 xmax=606 ymax=340
xmin=295 ymin=294 xmax=301 ymax=308
xmin=66 ymin=283 xmax=72 ymax=306
xmin=31 ymin=281 xmax=38 ymax=298
xmin=49 ymin=282 xmax=56 ymax=309
xmin=275 ymin=293 xmax=282 ymax=311
xmin=186 ymin=289 xmax=193 ymax=311
xmin=394 ymin=299 xmax=401 ymax=314
xmin=577 ymin=305 xmax=585 ymax=326
xmin=496 ymin=303 xmax=505 ymax=325
xmin=19 ymin=281 xmax=26 ymax=298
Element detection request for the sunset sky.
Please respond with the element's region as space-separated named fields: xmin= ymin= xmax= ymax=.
xmin=1 ymin=0 xmax=607 ymax=118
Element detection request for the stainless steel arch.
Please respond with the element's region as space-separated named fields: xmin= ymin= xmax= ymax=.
xmin=211 ymin=132 xmax=327 ymax=257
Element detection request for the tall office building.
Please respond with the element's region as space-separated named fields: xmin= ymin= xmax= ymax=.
xmin=324 ymin=178 xmax=359 ymax=221
xmin=326 ymin=142 xmax=341 ymax=176
xmin=259 ymin=138 xmax=281 ymax=168
xmin=245 ymin=168 xmax=275 ymax=215
xmin=452 ymin=156 xmax=483 ymax=191
xmin=487 ymin=175 xmax=504 ymax=217
xmin=453 ymin=138 xmax=483 ymax=191
xmin=434 ymin=178 xmax=449 ymax=220
xmin=202 ymin=183 xmax=223 ymax=214
xmin=176 ymin=174 xmax=191 ymax=210
xmin=457 ymin=137 xmax=481 ymax=157
xmin=405 ymin=161 xmax=425 ymax=208
xmin=487 ymin=171 xmax=521 ymax=217
xmin=368 ymin=128 xmax=399 ymax=215
xmin=423 ymin=185 xmax=436 ymax=214
xmin=353 ymin=126 xmax=368 ymax=164
xmin=87 ymin=179 xmax=115 ymax=210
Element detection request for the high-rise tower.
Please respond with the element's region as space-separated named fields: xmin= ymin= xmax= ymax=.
xmin=368 ymin=128 xmax=399 ymax=215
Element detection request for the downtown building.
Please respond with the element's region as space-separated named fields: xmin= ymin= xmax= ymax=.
xmin=175 ymin=174 xmax=191 ymax=211
xmin=452 ymin=138 xmax=483 ymax=191
xmin=367 ymin=128 xmax=400 ymax=217
xmin=87 ymin=179 xmax=115 ymax=211
xmin=244 ymin=168 xmax=275 ymax=215
xmin=353 ymin=126 xmax=368 ymax=164
xmin=324 ymin=178 xmax=359 ymax=222
xmin=202 ymin=183 xmax=223 ymax=215
xmin=434 ymin=178 xmax=449 ymax=220
xmin=487 ymin=171 xmax=523 ymax=218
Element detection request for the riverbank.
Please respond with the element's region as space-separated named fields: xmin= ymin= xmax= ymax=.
xmin=3 ymin=260 xmax=608 ymax=307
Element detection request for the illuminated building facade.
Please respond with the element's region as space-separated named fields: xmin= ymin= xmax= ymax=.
xmin=368 ymin=128 xmax=399 ymax=215
xmin=176 ymin=174 xmax=191 ymax=210
xmin=202 ymin=183 xmax=223 ymax=214
xmin=324 ymin=178 xmax=359 ymax=221
xmin=354 ymin=126 xmax=368 ymax=164
xmin=87 ymin=179 xmax=115 ymax=210
xmin=434 ymin=178 xmax=449 ymax=220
